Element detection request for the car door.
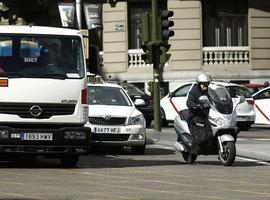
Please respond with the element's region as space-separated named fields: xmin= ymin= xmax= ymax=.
xmin=253 ymin=87 xmax=270 ymax=124
xmin=167 ymin=83 xmax=193 ymax=121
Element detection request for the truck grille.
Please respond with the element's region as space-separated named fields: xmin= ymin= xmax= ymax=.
xmin=0 ymin=103 xmax=75 ymax=119
xmin=89 ymin=117 xmax=126 ymax=125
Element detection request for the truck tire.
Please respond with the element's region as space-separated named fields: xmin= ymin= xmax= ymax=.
xmin=60 ymin=155 xmax=79 ymax=167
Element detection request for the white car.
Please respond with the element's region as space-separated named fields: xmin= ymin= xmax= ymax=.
xmin=85 ymin=82 xmax=146 ymax=154
xmin=160 ymin=81 xmax=256 ymax=131
xmin=252 ymin=86 xmax=270 ymax=125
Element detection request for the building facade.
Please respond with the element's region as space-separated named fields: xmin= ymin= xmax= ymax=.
xmin=101 ymin=0 xmax=270 ymax=92
xmin=1 ymin=0 xmax=270 ymax=93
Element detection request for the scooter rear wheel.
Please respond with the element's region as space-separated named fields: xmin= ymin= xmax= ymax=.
xmin=182 ymin=152 xmax=197 ymax=164
xmin=219 ymin=141 xmax=236 ymax=166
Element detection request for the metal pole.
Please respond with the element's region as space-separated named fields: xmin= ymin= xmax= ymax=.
xmin=152 ymin=0 xmax=161 ymax=131
xmin=76 ymin=0 xmax=82 ymax=29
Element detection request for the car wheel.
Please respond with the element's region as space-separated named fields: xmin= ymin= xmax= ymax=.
xmin=131 ymin=142 xmax=146 ymax=155
xmin=145 ymin=118 xmax=152 ymax=128
xmin=160 ymin=107 xmax=168 ymax=127
xmin=237 ymin=122 xmax=252 ymax=131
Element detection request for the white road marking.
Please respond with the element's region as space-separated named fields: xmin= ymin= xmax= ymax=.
xmin=236 ymin=156 xmax=270 ymax=166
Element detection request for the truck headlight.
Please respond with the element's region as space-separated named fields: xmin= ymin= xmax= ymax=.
xmin=0 ymin=130 xmax=9 ymax=139
xmin=127 ymin=114 xmax=144 ymax=125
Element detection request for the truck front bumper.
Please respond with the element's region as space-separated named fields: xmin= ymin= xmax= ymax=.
xmin=0 ymin=126 xmax=91 ymax=155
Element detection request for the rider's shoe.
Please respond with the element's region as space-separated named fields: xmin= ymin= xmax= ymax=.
xmin=175 ymin=141 xmax=184 ymax=152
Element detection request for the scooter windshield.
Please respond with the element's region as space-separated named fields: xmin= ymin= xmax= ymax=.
xmin=208 ymin=84 xmax=233 ymax=114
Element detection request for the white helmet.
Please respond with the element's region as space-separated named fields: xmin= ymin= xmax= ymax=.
xmin=196 ymin=72 xmax=211 ymax=84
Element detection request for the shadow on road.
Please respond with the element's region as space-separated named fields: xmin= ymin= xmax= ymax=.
xmin=0 ymin=147 xmax=267 ymax=169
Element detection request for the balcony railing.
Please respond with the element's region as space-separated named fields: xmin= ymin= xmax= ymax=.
xmin=203 ymin=46 xmax=250 ymax=65
xmin=99 ymin=46 xmax=250 ymax=68
xmin=128 ymin=49 xmax=153 ymax=68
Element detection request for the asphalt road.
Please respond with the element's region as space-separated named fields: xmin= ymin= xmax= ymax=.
xmin=0 ymin=125 xmax=269 ymax=200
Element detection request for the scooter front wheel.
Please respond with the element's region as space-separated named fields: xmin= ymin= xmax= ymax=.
xmin=219 ymin=141 xmax=236 ymax=166
xmin=182 ymin=152 xmax=197 ymax=164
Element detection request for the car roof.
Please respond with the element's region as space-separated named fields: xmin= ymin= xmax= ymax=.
xmin=252 ymin=86 xmax=270 ymax=97
xmin=175 ymin=81 xmax=241 ymax=87
xmin=212 ymin=81 xmax=242 ymax=87
xmin=87 ymin=82 xmax=123 ymax=89
xmin=241 ymin=83 xmax=265 ymax=88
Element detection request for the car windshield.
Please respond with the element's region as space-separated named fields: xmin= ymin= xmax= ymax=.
xmin=208 ymin=84 xmax=233 ymax=114
xmin=120 ymin=82 xmax=145 ymax=96
xmin=88 ymin=86 xmax=132 ymax=106
xmin=226 ymin=86 xmax=252 ymax=98
xmin=0 ymin=35 xmax=84 ymax=79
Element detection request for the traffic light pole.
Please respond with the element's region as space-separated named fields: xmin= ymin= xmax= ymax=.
xmin=152 ymin=0 xmax=161 ymax=131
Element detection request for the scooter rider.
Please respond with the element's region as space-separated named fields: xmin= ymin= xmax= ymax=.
xmin=180 ymin=72 xmax=213 ymax=162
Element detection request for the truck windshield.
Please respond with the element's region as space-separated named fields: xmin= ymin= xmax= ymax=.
xmin=0 ymin=35 xmax=85 ymax=79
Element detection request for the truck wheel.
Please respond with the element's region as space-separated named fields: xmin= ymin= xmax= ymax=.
xmin=60 ymin=155 xmax=79 ymax=167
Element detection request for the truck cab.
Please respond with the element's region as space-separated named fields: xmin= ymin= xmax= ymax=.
xmin=0 ymin=26 xmax=91 ymax=167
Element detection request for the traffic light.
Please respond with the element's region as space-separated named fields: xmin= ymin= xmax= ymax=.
xmin=141 ymin=42 xmax=152 ymax=64
xmin=160 ymin=10 xmax=174 ymax=64
xmin=161 ymin=10 xmax=174 ymax=41
xmin=159 ymin=42 xmax=171 ymax=65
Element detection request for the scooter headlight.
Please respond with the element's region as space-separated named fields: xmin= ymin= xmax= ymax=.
xmin=209 ymin=116 xmax=227 ymax=127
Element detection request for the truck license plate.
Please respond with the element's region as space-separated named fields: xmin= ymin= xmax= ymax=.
xmin=21 ymin=133 xmax=53 ymax=141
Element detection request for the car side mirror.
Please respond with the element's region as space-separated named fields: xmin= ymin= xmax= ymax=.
xmin=168 ymin=92 xmax=173 ymax=97
xmin=134 ymin=99 xmax=146 ymax=106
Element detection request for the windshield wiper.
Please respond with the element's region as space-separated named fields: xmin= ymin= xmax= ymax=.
xmin=0 ymin=72 xmax=24 ymax=78
xmin=23 ymin=73 xmax=66 ymax=80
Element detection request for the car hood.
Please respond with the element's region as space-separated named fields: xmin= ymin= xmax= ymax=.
xmin=88 ymin=105 xmax=141 ymax=117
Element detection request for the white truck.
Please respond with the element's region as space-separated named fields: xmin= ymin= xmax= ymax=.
xmin=0 ymin=26 xmax=91 ymax=167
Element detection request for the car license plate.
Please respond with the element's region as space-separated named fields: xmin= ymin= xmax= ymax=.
xmin=94 ymin=127 xmax=120 ymax=134
xmin=21 ymin=133 xmax=53 ymax=141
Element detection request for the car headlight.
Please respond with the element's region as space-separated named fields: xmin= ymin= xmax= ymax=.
xmin=127 ymin=114 xmax=144 ymax=125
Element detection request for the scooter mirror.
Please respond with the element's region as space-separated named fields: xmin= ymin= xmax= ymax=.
xmin=238 ymin=96 xmax=245 ymax=104
xmin=199 ymin=95 xmax=209 ymax=104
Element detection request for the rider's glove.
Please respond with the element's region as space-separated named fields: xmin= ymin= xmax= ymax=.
xmin=203 ymin=104 xmax=210 ymax=109
xmin=193 ymin=104 xmax=202 ymax=110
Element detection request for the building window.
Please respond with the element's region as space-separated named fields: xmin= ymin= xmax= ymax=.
xmin=203 ymin=0 xmax=248 ymax=47
xmin=128 ymin=1 xmax=166 ymax=49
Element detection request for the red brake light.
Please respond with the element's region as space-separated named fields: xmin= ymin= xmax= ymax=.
xmin=81 ymin=88 xmax=88 ymax=104
xmin=246 ymin=99 xmax=254 ymax=106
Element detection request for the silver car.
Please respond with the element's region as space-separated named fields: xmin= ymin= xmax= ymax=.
xmin=85 ymin=82 xmax=146 ymax=154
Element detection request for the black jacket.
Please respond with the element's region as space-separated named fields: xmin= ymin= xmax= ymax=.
xmin=186 ymin=83 xmax=210 ymax=119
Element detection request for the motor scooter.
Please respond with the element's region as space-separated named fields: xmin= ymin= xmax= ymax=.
xmin=174 ymin=84 xmax=245 ymax=166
